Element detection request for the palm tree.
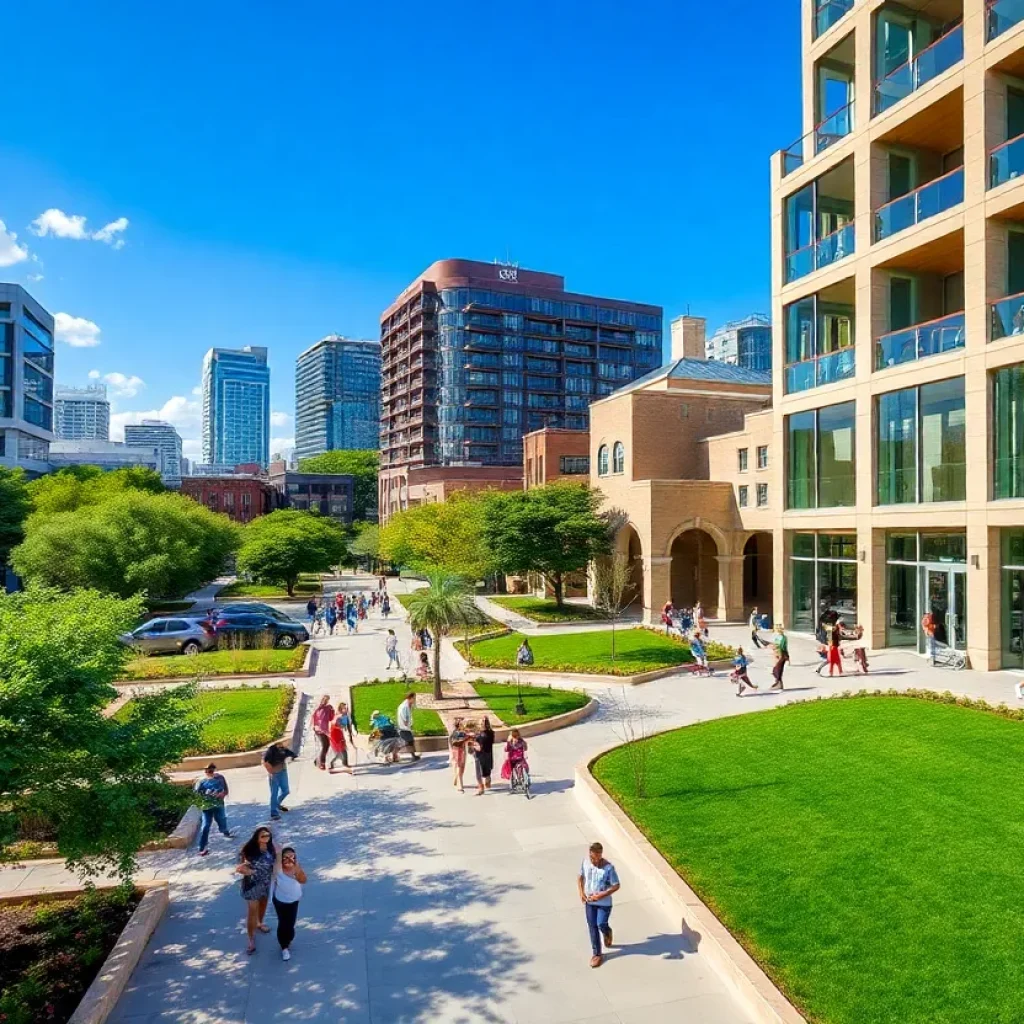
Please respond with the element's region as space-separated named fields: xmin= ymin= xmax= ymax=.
xmin=402 ymin=568 xmax=480 ymax=701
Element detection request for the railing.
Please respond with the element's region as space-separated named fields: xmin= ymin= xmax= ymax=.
xmin=874 ymin=166 xmax=964 ymax=241
xmin=991 ymin=290 xmax=1024 ymax=341
xmin=815 ymin=0 xmax=855 ymax=38
xmin=875 ymin=311 xmax=965 ymax=369
xmin=780 ymin=101 xmax=855 ymax=178
xmin=990 ymin=131 xmax=1024 ymax=188
xmin=785 ymin=223 xmax=855 ymax=283
xmin=781 ymin=140 xmax=804 ymax=176
xmin=988 ymin=0 xmax=1024 ymax=40
xmin=873 ymin=23 xmax=964 ymax=115
xmin=785 ymin=347 xmax=856 ymax=393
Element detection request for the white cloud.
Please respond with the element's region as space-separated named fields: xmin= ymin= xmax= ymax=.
xmin=26 ymin=272 xmax=44 ymax=282
xmin=191 ymin=385 xmax=203 ymax=396
xmin=110 ymin=396 xmax=202 ymax=444
xmin=87 ymin=369 xmax=101 ymax=379
xmin=0 ymin=220 xmax=29 ymax=267
xmin=270 ymin=437 xmax=295 ymax=459
xmin=102 ymin=372 xmax=146 ymax=398
xmin=54 ymin=312 xmax=101 ymax=348
xmin=270 ymin=410 xmax=293 ymax=429
xmin=30 ymin=208 xmax=129 ymax=247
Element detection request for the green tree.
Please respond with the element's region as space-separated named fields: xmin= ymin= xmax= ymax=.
xmin=12 ymin=491 xmax=238 ymax=599
xmin=403 ymin=569 xmax=481 ymax=700
xmin=593 ymin=553 xmax=633 ymax=665
xmin=348 ymin=521 xmax=380 ymax=570
xmin=27 ymin=465 xmax=165 ymax=518
xmin=298 ymin=450 xmax=379 ymax=520
xmin=0 ymin=587 xmax=202 ymax=879
xmin=236 ymin=509 xmax=347 ymax=596
xmin=0 ymin=466 xmax=30 ymax=572
xmin=483 ymin=484 xmax=611 ymax=607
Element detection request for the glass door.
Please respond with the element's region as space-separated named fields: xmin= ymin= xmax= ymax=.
xmin=922 ymin=567 xmax=967 ymax=651
xmin=951 ymin=569 xmax=967 ymax=649
xmin=1003 ymin=569 xmax=1024 ymax=669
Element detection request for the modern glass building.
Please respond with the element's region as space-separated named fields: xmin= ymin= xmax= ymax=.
xmin=124 ymin=419 xmax=184 ymax=485
xmin=0 ymin=283 xmax=55 ymax=474
xmin=379 ymin=259 xmax=662 ymax=518
xmin=55 ymin=384 xmax=110 ymax=441
xmin=294 ymin=335 xmax=381 ymax=461
xmin=703 ymin=314 xmax=773 ymax=371
xmin=201 ymin=346 xmax=270 ymax=468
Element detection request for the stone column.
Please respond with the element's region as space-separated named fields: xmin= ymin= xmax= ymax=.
xmin=644 ymin=557 xmax=671 ymax=625
xmin=715 ymin=555 xmax=746 ymax=623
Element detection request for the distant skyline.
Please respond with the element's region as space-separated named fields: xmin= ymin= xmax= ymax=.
xmin=1 ymin=0 xmax=802 ymax=461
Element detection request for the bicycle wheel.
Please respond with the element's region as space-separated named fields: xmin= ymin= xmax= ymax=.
xmin=522 ymin=769 xmax=531 ymax=800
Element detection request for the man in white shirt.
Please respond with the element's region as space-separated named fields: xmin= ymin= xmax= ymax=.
xmin=396 ymin=691 xmax=420 ymax=762
xmin=577 ymin=841 xmax=620 ymax=968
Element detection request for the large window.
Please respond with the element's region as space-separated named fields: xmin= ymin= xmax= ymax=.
xmin=994 ymin=364 xmax=1024 ymax=499
xmin=877 ymin=378 xmax=965 ymax=504
xmin=786 ymin=401 xmax=856 ymax=509
xmin=784 ymin=293 xmax=855 ymax=393
xmin=612 ymin=442 xmax=625 ymax=474
xmin=597 ymin=445 xmax=609 ymax=476
xmin=790 ymin=532 xmax=858 ymax=633
xmin=887 ymin=532 xmax=967 ymax=651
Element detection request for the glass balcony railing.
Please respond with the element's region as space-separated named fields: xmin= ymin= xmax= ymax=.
xmin=780 ymin=101 xmax=854 ymax=178
xmin=873 ymin=24 xmax=964 ymax=115
xmin=991 ymin=290 xmax=1024 ymax=341
xmin=990 ymin=132 xmax=1024 ymax=188
xmin=988 ymin=0 xmax=1024 ymax=40
xmin=815 ymin=0 xmax=854 ymax=38
xmin=875 ymin=311 xmax=965 ymax=369
xmin=785 ymin=223 xmax=856 ymax=284
xmin=785 ymin=348 xmax=856 ymax=393
xmin=874 ymin=167 xmax=964 ymax=241
xmin=782 ymin=140 xmax=804 ymax=176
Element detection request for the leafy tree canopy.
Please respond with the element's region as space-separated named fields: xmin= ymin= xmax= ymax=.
xmin=0 ymin=466 xmax=30 ymax=569
xmin=12 ymin=490 xmax=238 ymax=599
xmin=236 ymin=509 xmax=347 ymax=596
xmin=27 ymin=465 xmax=165 ymax=518
xmin=349 ymin=522 xmax=379 ymax=560
xmin=0 ymin=587 xmax=202 ymax=878
xmin=483 ymin=484 xmax=611 ymax=606
xmin=297 ymin=450 xmax=379 ymax=520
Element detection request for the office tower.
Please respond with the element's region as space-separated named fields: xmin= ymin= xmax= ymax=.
xmin=294 ymin=335 xmax=381 ymax=460
xmin=703 ymin=314 xmax=773 ymax=371
xmin=201 ymin=346 xmax=270 ymax=468
xmin=55 ymin=384 xmax=111 ymax=441
xmin=0 ymin=283 xmax=54 ymax=474
xmin=378 ymin=259 xmax=662 ymax=520
xmin=124 ymin=419 xmax=184 ymax=485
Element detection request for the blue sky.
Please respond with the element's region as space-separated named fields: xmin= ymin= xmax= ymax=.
xmin=2 ymin=0 xmax=801 ymax=458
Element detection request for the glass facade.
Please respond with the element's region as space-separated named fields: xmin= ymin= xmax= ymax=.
xmin=1002 ymin=529 xmax=1024 ymax=668
xmin=784 ymin=294 xmax=855 ymax=394
xmin=785 ymin=401 xmax=855 ymax=509
xmin=994 ymin=364 xmax=1024 ymax=499
xmin=201 ymin=346 xmax=270 ymax=468
xmin=790 ymin=532 xmax=857 ymax=634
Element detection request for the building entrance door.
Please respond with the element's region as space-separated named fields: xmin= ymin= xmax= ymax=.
xmin=922 ymin=567 xmax=967 ymax=651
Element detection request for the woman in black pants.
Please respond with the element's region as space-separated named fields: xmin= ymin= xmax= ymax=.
xmin=272 ymin=846 xmax=307 ymax=961
xmin=470 ymin=717 xmax=496 ymax=796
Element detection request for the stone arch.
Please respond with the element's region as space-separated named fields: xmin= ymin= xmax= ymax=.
xmin=670 ymin=528 xmax=720 ymax=616
xmin=742 ymin=532 xmax=774 ymax=617
xmin=662 ymin=517 xmax=732 ymax=560
xmin=613 ymin=523 xmax=644 ymax=611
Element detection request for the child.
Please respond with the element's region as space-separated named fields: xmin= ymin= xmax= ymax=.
xmin=690 ymin=631 xmax=709 ymax=675
xmin=852 ymin=625 xmax=869 ymax=675
xmin=815 ymin=641 xmax=828 ymax=675
xmin=328 ymin=711 xmax=352 ymax=772
xmin=733 ymin=646 xmax=757 ymax=696
xmin=502 ymin=728 xmax=529 ymax=781
xmin=415 ymin=651 xmax=430 ymax=680
xmin=449 ymin=718 xmax=469 ymax=792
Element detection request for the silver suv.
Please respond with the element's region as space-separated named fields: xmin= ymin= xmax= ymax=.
xmin=119 ymin=617 xmax=218 ymax=656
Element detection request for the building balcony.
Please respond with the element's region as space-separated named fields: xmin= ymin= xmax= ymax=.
xmin=990 ymin=132 xmax=1024 ymax=188
xmin=814 ymin=0 xmax=854 ymax=39
xmin=876 ymin=311 xmax=965 ymax=369
xmin=785 ymin=347 xmax=856 ymax=393
xmin=780 ymin=101 xmax=855 ymax=178
xmin=991 ymin=290 xmax=1024 ymax=340
xmin=873 ymin=23 xmax=963 ymax=116
xmin=874 ymin=167 xmax=963 ymax=241
xmin=785 ymin=223 xmax=856 ymax=283
xmin=989 ymin=0 xmax=1024 ymax=40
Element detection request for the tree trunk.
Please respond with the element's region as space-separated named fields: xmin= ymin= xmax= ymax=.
xmin=286 ymin=576 xmax=296 ymax=597
xmin=552 ymin=573 xmax=564 ymax=607
xmin=611 ymin=616 xmax=616 ymax=664
xmin=433 ymin=635 xmax=443 ymax=702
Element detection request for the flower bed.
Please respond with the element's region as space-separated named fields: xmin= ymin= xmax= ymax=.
xmin=488 ymin=596 xmax=602 ymax=622
xmin=119 ymin=645 xmax=307 ymax=682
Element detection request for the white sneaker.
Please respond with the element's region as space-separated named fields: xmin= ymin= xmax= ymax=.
xmin=282 ymin=948 xmax=291 ymax=961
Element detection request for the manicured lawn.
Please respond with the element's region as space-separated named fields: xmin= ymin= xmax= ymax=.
xmin=349 ymin=682 xmax=446 ymax=736
xmin=593 ymin=697 xmax=1024 ymax=1024
xmin=489 ymin=596 xmax=601 ymax=622
xmin=119 ymin=646 xmax=306 ymax=681
xmin=461 ymin=628 xmax=694 ymax=676
xmin=217 ymin=577 xmax=321 ymax=598
xmin=470 ymin=681 xmax=590 ymax=726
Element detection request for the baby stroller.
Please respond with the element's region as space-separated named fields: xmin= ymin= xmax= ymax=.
xmin=369 ymin=715 xmax=404 ymax=762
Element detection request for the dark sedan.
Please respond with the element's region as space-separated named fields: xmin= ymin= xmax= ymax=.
xmin=207 ymin=611 xmax=309 ymax=649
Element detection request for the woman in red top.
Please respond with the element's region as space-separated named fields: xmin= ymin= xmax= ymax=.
xmin=311 ymin=696 xmax=334 ymax=770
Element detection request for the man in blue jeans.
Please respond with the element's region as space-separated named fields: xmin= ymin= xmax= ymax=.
xmin=193 ymin=763 xmax=234 ymax=857
xmin=262 ymin=741 xmax=298 ymax=820
xmin=578 ymin=841 xmax=620 ymax=968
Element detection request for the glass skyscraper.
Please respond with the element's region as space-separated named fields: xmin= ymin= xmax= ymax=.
xmin=55 ymin=384 xmax=110 ymax=441
xmin=294 ymin=335 xmax=381 ymax=461
xmin=124 ymin=419 xmax=184 ymax=485
xmin=201 ymin=346 xmax=270 ymax=468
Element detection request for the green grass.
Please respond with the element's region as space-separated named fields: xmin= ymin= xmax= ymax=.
xmin=217 ymin=577 xmax=321 ymax=598
xmin=489 ymin=596 xmax=602 ymax=622
xmin=469 ymin=681 xmax=589 ymax=725
xmin=119 ymin=646 xmax=306 ymax=681
xmin=460 ymin=628 xmax=695 ymax=676
xmin=593 ymin=697 xmax=1024 ymax=1024
xmin=349 ymin=681 xmax=445 ymax=736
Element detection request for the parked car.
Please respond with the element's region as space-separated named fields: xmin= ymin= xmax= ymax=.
xmin=207 ymin=611 xmax=309 ymax=649
xmin=207 ymin=602 xmax=303 ymax=624
xmin=120 ymin=617 xmax=217 ymax=656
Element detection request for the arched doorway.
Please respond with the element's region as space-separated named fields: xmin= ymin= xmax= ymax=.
xmin=670 ymin=529 xmax=719 ymax=615
xmin=620 ymin=525 xmax=644 ymax=611
xmin=743 ymin=533 xmax=773 ymax=616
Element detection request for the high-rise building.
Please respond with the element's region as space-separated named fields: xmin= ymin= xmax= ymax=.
xmin=702 ymin=314 xmax=772 ymax=371
xmin=294 ymin=335 xmax=381 ymax=461
xmin=0 ymin=283 xmax=54 ymax=474
xmin=201 ymin=346 xmax=270 ymax=469
xmin=55 ymin=384 xmax=110 ymax=441
xmin=124 ymin=419 xmax=184 ymax=485
xmin=378 ymin=259 xmax=663 ymax=520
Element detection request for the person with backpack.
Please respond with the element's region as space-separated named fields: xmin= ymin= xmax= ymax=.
xmin=385 ymin=629 xmax=400 ymax=671
xmin=749 ymin=607 xmax=767 ymax=648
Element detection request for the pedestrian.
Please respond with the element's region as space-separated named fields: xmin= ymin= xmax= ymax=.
xmin=411 ymin=631 xmax=423 ymax=654
xmin=516 ymin=637 xmax=534 ymax=668
xmin=312 ymin=606 xmax=326 ymax=638
xmin=695 ymin=602 xmax=708 ymax=638
xmin=448 ymin=717 xmax=469 ymax=792
xmin=660 ymin=602 xmax=674 ymax=636
xmin=346 ymin=602 xmax=359 ymax=634
xmin=272 ymin=845 xmax=307 ymax=961
xmin=749 ymin=607 xmax=767 ymax=648
xmin=420 ymin=627 xmax=433 ymax=649
xmin=385 ymin=629 xmax=400 ymax=671
xmin=371 ymin=590 xmax=379 ymax=609
xmin=770 ymin=624 xmax=788 ymax=690
xmin=379 ymin=574 xmax=387 ymax=592
xmin=415 ymin=651 xmax=430 ymax=680
xmin=733 ymin=646 xmax=757 ymax=696
xmin=262 ymin=740 xmax=297 ymax=820
xmin=396 ymin=690 xmax=420 ymax=761
xmin=329 ymin=706 xmax=353 ymax=772
xmin=335 ymin=591 xmax=344 ymax=612
xmin=193 ymin=763 xmax=234 ymax=857
xmin=852 ymin=625 xmax=869 ymax=674
xmin=381 ymin=594 xmax=391 ymax=619
xmin=470 ymin=716 xmax=495 ymax=795
xmin=689 ymin=631 xmax=709 ymax=675
xmin=921 ymin=609 xmax=938 ymax=664
xmin=577 ymin=842 xmax=620 ymax=969
xmin=827 ymin=617 xmax=844 ymax=676
xmin=815 ymin=640 xmax=828 ymax=675
xmin=311 ymin=695 xmax=334 ymax=770
xmin=236 ymin=827 xmax=276 ymax=955
xmin=305 ymin=597 xmax=317 ymax=626
xmin=325 ymin=603 xmax=338 ymax=636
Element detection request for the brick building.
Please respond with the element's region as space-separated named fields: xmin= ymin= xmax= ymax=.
xmin=522 ymin=428 xmax=590 ymax=489
xmin=180 ymin=473 xmax=275 ymax=523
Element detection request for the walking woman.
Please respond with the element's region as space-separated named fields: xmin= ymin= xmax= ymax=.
xmin=448 ymin=717 xmax=469 ymax=792
xmin=236 ymin=827 xmax=276 ymax=954
xmin=470 ymin=716 xmax=495 ymax=795
xmin=272 ymin=845 xmax=307 ymax=961
xmin=827 ymin=617 xmax=844 ymax=676
xmin=311 ymin=695 xmax=334 ymax=771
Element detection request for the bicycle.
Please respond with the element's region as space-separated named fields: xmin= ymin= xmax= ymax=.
xmin=509 ymin=760 xmax=531 ymax=799
xmin=932 ymin=642 xmax=967 ymax=671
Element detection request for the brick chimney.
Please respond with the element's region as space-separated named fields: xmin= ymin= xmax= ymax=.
xmin=670 ymin=315 xmax=707 ymax=361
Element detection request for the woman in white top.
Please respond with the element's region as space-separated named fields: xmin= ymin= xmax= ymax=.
xmin=272 ymin=845 xmax=307 ymax=961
